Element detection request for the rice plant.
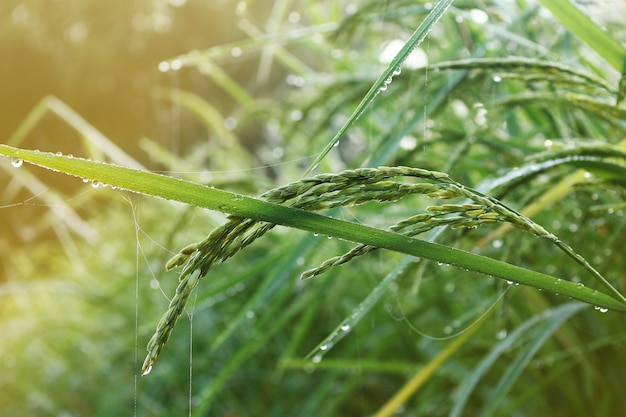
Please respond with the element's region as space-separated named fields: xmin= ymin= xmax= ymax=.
xmin=2 ymin=0 xmax=626 ymax=416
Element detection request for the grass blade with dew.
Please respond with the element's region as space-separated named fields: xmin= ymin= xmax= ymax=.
xmin=427 ymin=56 xmax=614 ymax=95
xmin=304 ymin=257 xmax=415 ymax=362
xmin=3 ymin=145 xmax=625 ymax=376
xmin=303 ymin=0 xmax=454 ymax=176
xmin=4 ymin=146 xmax=625 ymax=312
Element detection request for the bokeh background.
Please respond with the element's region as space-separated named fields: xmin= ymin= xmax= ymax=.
xmin=2 ymin=1 xmax=626 ymax=416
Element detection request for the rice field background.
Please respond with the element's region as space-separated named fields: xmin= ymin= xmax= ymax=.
xmin=2 ymin=1 xmax=626 ymax=416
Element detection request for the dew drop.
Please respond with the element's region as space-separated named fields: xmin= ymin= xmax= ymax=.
xmin=506 ymin=280 xmax=514 ymax=285
xmin=142 ymin=365 xmax=153 ymax=376
xmin=496 ymin=329 xmax=507 ymax=340
xmin=576 ymin=283 xmax=585 ymax=289
xmin=599 ymin=307 xmax=608 ymax=313
xmin=246 ymin=310 xmax=255 ymax=319
xmin=320 ymin=344 xmax=328 ymax=351
xmin=82 ymin=178 xmax=89 ymax=183
xmin=55 ymin=151 xmax=63 ymax=157
xmin=341 ymin=324 xmax=350 ymax=331
xmin=10 ymin=158 xmax=23 ymax=168
xmin=91 ymin=181 xmax=101 ymax=188
xmin=393 ymin=67 xmax=402 ymax=76
xmin=312 ymin=354 xmax=322 ymax=364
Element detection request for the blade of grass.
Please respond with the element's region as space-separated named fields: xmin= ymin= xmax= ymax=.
xmin=477 ymin=138 xmax=626 ymax=247
xmin=210 ymin=235 xmax=318 ymax=352
xmin=477 ymin=303 xmax=586 ymax=417
xmin=0 ymin=162 xmax=95 ymax=242
xmin=169 ymin=22 xmax=338 ymax=65
xmin=449 ymin=302 xmax=586 ymax=417
xmin=374 ymin=301 xmax=495 ymax=417
xmin=303 ymin=0 xmax=454 ymax=176
xmin=196 ymin=58 xmax=256 ymax=107
xmin=2 ymin=144 xmax=625 ymax=312
xmin=304 ymin=257 xmax=415 ymax=362
xmin=192 ymin=273 xmax=315 ymax=416
xmin=152 ymin=87 xmax=252 ymax=163
xmin=8 ymin=95 xmax=145 ymax=169
xmin=537 ymin=0 xmax=626 ymax=72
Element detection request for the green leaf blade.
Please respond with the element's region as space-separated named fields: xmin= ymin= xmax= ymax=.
xmin=2 ymin=144 xmax=625 ymax=313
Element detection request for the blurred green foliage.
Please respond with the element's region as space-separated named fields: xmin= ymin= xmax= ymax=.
xmin=2 ymin=0 xmax=626 ymax=416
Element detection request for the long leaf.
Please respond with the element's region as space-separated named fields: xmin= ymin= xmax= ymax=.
xmin=537 ymin=0 xmax=626 ymax=72
xmin=450 ymin=303 xmax=586 ymax=417
xmin=1 ymin=144 xmax=625 ymax=312
xmin=478 ymin=303 xmax=586 ymax=417
xmin=303 ymin=0 xmax=454 ymax=175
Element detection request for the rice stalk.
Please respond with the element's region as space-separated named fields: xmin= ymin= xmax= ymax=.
xmin=142 ymin=164 xmax=622 ymax=374
xmin=427 ymin=56 xmax=614 ymax=95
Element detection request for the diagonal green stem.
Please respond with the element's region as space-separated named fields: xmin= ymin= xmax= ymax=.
xmin=2 ymin=144 xmax=625 ymax=312
xmin=303 ymin=0 xmax=454 ymax=176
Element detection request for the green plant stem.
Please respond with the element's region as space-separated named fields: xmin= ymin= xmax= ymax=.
xmin=2 ymin=144 xmax=625 ymax=312
xmin=303 ymin=0 xmax=454 ymax=175
xmin=538 ymin=0 xmax=626 ymax=72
